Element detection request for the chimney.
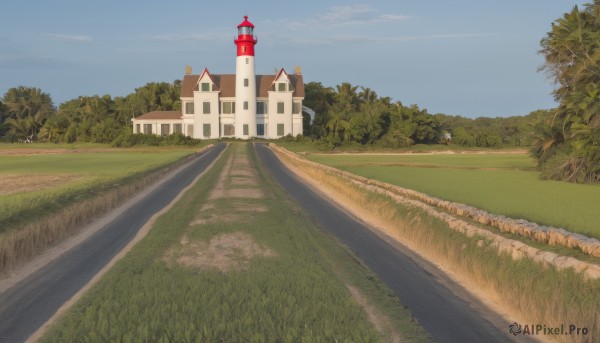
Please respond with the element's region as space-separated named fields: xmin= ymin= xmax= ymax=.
xmin=185 ymin=65 xmax=192 ymax=75
xmin=294 ymin=66 xmax=302 ymax=75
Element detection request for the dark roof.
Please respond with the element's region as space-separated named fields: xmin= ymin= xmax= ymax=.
xmin=134 ymin=111 xmax=181 ymax=120
xmin=181 ymin=73 xmax=304 ymax=98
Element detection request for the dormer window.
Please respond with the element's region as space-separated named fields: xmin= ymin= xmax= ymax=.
xmin=278 ymin=83 xmax=286 ymax=92
xmin=201 ymin=82 xmax=210 ymax=91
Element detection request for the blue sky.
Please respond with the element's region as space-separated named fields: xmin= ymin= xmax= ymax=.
xmin=0 ymin=1 xmax=586 ymax=118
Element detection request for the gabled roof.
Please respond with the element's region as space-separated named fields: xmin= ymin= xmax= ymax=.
xmin=181 ymin=73 xmax=304 ymax=98
xmin=198 ymin=68 xmax=216 ymax=85
xmin=134 ymin=111 xmax=182 ymax=120
xmin=273 ymin=68 xmax=289 ymax=83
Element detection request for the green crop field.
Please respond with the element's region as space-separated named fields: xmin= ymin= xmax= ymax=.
xmin=41 ymin=144 xmax=427 ymax=342
xmin=0 ymin=146 xmax=199 ymax=232
xmin=303 ymin=152 xmax=600 ymax=238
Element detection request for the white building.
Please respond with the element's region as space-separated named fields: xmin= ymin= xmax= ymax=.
xmin=132 ymin=16 xmax=305 ymax=139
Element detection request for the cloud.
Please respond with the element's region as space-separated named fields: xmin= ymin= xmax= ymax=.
xmin=145 ymin=32 xmax=230 ymax=42
xmin=276 ymin=32 xmax=494 ymax=47
xmin=0 ymin=54 xmax=75 ymax=71
xmin=43 ymin=33 xmax=93 ymax=42
xmin=280 ymin=5 xmax=409 ymax=30
xmin=332 ymin=33 xmax=493 ymax=43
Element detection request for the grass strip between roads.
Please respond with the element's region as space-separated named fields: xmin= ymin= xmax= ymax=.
xmin=40 ymin=143 xmax=428 ymax=342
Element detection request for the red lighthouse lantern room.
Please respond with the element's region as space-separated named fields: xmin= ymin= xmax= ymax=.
xmin=234 ymin=15 xmax=257 ymax=56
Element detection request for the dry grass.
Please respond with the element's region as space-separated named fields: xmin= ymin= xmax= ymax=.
xmin=0 ymin=174 xmax=82 ymax=195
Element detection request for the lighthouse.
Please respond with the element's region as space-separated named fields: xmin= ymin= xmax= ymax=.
xmin=132 ymin=15 xmax=305 ymax=140
xmin=234 ymin=15 xmax=258 ymax=138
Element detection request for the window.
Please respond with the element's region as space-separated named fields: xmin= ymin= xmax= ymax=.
xmin=243 ymin=101 xmax=248 ymax=110
xmin=135 ymin=124 xmax=140 ymax=134
xmin=242 ymin=46 xmax=246 ymax=53
xmin=245 ymin=58 xmax=249 ymax=64
xmin=243 ymin=124 xmax=249 ymax=136
xmin=257 ymin=124 xmax=265 ymax=136
xmin=257 ymin=101 xmax=267 ymax=114
xmin=277 ymin=102 xmax=284 ymax=114
xmin=244 ymin=78 xmax=248 ymax=87
xmin=222 ymin=102 xmax=235 ymax=114
xmin=173 ymin=124 xmax=182 ymax=134
xmin=223 ymin=124 xmax=235 ymax=136
xmin=278 ymin=83 xmax=286 ymax=92
xmin=185 ymin=102 xmax=194 ymax=114
xmin=186 ymin=125 xmax=193 ymax=137
xmin=201 ymin=83 xmax=210 ymax=91
xmin=203 ymin=102 xmax=210 ymax=114
xmin=203 ymin=124 xmax=211 ymax=138
xmin=277 ymin=124 xmax=284 ymax=136
xmin=161 ymin=124 xmax=170 ymax=136
xmin=239 ymin=26 xmax=253 ymax=35
xmin=293 ymin=102 xmax=301 ymax=114
xmin=143 ymin=124 xmax=152 ymax=134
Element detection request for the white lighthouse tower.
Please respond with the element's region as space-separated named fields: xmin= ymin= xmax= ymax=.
xmin=234 ymin=16 xmax=258 ymax=139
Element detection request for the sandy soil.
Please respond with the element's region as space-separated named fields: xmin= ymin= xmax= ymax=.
xmin=208 ymin=152 xmax=265 ymax=200
xmin=346 ymin=285 xmax=402 ymax=343
xmin=164 ymin=232 xmax=276 ymax=272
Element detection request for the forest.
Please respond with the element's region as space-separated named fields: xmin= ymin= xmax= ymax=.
xmin=1 ymin=1 xmax=598 ymax=183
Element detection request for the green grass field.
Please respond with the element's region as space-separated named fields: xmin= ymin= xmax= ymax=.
xmin=41 ymin=144 xmax=427 ymax=342
xmin=303 ymin=152 xmax=600 ymax=238
xmin=0 ymin=146 xmax=200 ymax=232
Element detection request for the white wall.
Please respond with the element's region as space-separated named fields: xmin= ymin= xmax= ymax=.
xmin=235 ymin=56 xmax=257 ymax=138
xmin=193 ymin=74 xmax=220 ymax=139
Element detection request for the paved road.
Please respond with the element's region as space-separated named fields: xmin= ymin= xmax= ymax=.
xmin=0 ymin=143 xmax=225 ymax=343
xmin=254 ymin=143 xmax=526 ymax=343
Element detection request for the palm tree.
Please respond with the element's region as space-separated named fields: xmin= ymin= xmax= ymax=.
xmin=2 ymin=86 xmax=54 ymax=140
xmin=39 ymin=112 xmax=73 ymax=142
xmin=335 ymin=82 xmax=359 ymax=112
xmin=537 ymin=2 xmax=600 ymax=182
xmin=325 ymin=105 xmax=350 ymax=144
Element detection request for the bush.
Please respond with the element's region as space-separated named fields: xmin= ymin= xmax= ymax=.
xmin=111 ymin=132 xmax=202 ymax=147
xmin=376 ymin=129 xmax=414 ymax=149
xmin=90 ymin=119 xmax=125 ymax=143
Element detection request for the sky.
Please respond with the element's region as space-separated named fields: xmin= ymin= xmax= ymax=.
xmin=0 ymin=1 xmax=587 ymax=118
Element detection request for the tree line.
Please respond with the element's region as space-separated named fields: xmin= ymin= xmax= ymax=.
xmin=1 ymin=1 xmax=597 ymax=183
xmin=303 ymin=81 xmax=543 ymax=149
xmin=0 ymin=80 xmax=542 ymax=149
xmin=0 ymin=81 xmax=181 ymax=144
